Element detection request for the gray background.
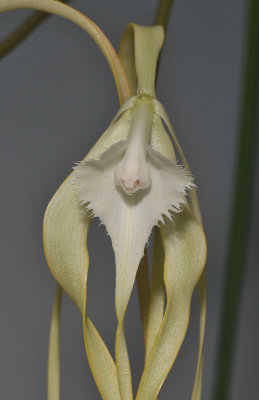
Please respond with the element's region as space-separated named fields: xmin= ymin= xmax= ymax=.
xmin=0 ymin=0 xmax=258 ymax=399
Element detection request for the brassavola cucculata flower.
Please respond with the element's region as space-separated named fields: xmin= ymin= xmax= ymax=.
xmin=39 ymin=17 xmax=206 ymax=400
xmin=73 ymin=95 xmax=194 ymax=286
xmin=69 ymin=24 xmax=206 ymax=400
xmin=73 ymin=23 xmax=195 ymax=324
xmin=0 ymin=1 xmax=206 ymax=398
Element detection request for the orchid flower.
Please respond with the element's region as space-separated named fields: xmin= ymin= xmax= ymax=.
xmin=0 ymin=1 xmax=206 ymax=398
xmin=71 ymin=24 xmax=206 ymax=400
xmin=73 ymin=94 xmax=194 ymax=306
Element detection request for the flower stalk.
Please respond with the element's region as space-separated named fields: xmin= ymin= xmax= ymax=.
xmin=0 ymin=0 xmax=131 ymax=103
xmin=0 ymin=0 xmax=73 ymax=59
xmin=154 ymin=0 xmax=174 ymax=31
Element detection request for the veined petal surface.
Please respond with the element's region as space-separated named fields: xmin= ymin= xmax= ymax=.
xmin=43 ymin=111 xmax=136 ymax=399
xmin=74 ymin=107 xmax=193 ymax=400
xmin=74 ymin=140 xmax=193 ymax=318
xmin=43 ymin=175 xmax=90 ymax=312
xmin=136 ymin=208 xmax=207 ymax=400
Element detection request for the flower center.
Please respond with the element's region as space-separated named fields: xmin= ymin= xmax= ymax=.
xmin=114 ymin=99 xmax=153 ymax=195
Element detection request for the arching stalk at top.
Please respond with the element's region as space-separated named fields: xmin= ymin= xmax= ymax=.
xmin=0 ymin=0 xmax=131 ymax=103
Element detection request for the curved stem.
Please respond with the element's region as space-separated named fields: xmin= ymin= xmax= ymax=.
xmin=0 ymin=0 xmax=131 ymax=103
xmin=0 ymin=0 xmax=72 ymax=59
xmin=153 ymin=0 xmax=174 ymax=87
xmin=154 ymin=0 xmax=174 ymax=32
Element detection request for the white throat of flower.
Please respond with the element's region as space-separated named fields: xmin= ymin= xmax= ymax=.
xmin=114 ymin=100 xmax=153 ymax=194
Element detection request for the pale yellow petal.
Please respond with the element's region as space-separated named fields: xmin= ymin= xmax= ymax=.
xmin=153 ymin=99 xmax=202 ymax=221
xmin=145 ymin=227 xmax=165 ymax=360
xmin=48 ymin=285 xmax=62 ymax=400
xmin=191 ymin=270 xmax=206 ymax=400
xmin=114 ymin=24 xmax=165 ymax=399
xmin=154 ymin=99 xmax=206 ymax=399
xmin=136 ymin=252 xmax=150 ymax=350
xmin=136 ymin=208 xmax=207 ymax=400
xmin=119 ymin=24 xmax=164 ymax=97
xmin=74 ymin=137 xmax=193 ymax=400
xmin=43 ymin=176 xmax=90 ymax=311
xmin=84 ymin=317 xmax=121 ymax=400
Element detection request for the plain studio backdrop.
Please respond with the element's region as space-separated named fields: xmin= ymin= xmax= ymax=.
xmin=0 ymin=0 xmax=258 ymax=399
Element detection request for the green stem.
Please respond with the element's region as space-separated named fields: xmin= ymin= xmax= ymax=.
xmin=153 ymin=0 xmax=174 ymax=32
xmin=213 ymin=0 xmax=259 ymax=398
xmin=0 ymin=0 xmax=72 ymax=59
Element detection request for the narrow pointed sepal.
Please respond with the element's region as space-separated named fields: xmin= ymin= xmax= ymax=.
xmin=43 ymin=176 xmax=90 ymax=312
xmin=136 ymin=208 xmax=207 ymax=400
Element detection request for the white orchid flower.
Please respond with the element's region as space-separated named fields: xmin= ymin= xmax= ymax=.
xmin=70 ymin=24 xmax=206 ymax=400
xmin=73 ymin=25 xmax=193 ymax=321
xmin=43 ymin=22 xmax=206 ymax=400
xmin=73 ymin=94 xmax=194 ymax=280
xmin=0 ymin=1 xmax=206 ymax=396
